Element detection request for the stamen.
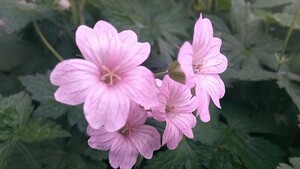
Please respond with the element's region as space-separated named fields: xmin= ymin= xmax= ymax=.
xmin=119 ymin=125 xmax=132 ymax=136
xmin=100 ymin=65 xmax=121 ymax=85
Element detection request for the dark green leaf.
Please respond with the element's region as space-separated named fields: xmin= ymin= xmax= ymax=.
xmin=253 ymin=0 xmax=293 ymax=8
xmin=224 ymin=132 xmax=285 ymax=169
xmin=210 ymin=146 xmax=243 ymax=169
xmin=15 ymin=118 xmax=70 ymax=143
xmin=0 ymin=0 xmax=56 ymax=33
xmin=145 ymin=139 xmax=204 ymax=169
xmin=19 ymin=73 xmax=87 ymax=131
xmin=278 ymin=74 xmax=300 ymax=112
xmin=91 ymin=0 xmax=191 ymax=59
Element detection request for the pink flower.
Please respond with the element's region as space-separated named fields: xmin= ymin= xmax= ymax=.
xmin=87 ymin=102 xmax=161 ymax=169
xmin=177 ymin=14 xmax=228 ymax=122
xmin=151 ymin=75 xmax=197 ymax=149
xmin=50 ymin=20 xmax=159 ymax=132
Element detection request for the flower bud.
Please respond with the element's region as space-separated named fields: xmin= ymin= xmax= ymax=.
xmin=168 ymin=60 xmax=186 ymax=85
xmin=57 ymin=0 xmax=71 ymax=10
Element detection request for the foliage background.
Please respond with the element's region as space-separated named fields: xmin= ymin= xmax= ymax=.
xmin=0 ymin=0 xmax=300 ymax=168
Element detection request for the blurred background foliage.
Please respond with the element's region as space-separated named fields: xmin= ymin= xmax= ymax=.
xmin=0 ymin=0 xmax=300 ymax=168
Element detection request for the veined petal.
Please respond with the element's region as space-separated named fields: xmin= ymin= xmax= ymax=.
xmin=177 ymin=42 xmax=195 ymax=88
xmin=173 ymin=96 xmax=198 ymax=114
xmin=163 ymin=120 xmax=183 ymax=150
xmin=196 ymin=38 xmax=228 ymax=74
xmin=192 ymin=14 xmax=214 ymax=58
xmin=109 ymin=135 xmax=139 ymax=169
xmin=118 ymin=30 xmax=151 ymax=72
xmin=167 ymin=113 xmax=196 ymax=138
xmin=87 ymin=126 xmax=117 ymax=151
xmin=163 ymin=76 xmax=194 ymax=106
xmin=50 ymin=59 xmax=100 ymax=105
xmin=126 ymin=102 xmax=147 ymax=127
xmin=121 ymin=66 xmax=159 ymax=108
xmin=84 ymin=86 xmax=130 ymax=132
xmin=129 ymin=125 xmax=161 ymax=159
xmin=195 ymin=90 xmax=211 ymax=122
xmin=195 ymin=74 xmax=225 ymax=109
xmin=151 ymin=105 xmax=167 ymax=122
xmin=75 ymin=25 xmax=102 ymax=66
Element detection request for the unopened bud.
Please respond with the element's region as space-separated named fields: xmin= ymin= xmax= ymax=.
xmin=57 ymin=0 xmax=71 ymax=10
xmin=168 ymin=60 xmax=186 ymax=85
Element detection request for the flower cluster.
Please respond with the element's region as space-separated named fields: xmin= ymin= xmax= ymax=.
xmin=50 ymin=14 xmax=227 ymax=169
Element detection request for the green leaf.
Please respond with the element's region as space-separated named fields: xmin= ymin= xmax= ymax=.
xmin=0 ymin=92 xmax=33 ymax=127
xmin=145 ymin=139 xmax=204 ymax=169
xmin=278 ymin=74 xmax=300 ymax=112
xmin=15 ymin=118 xmax=70 ymax=143
xmin=271 ymin=13 xmax=300 ymax=30
xmin=224 ymin=132 xmax=285 ymax=169
xmin=220 ymin=0 xmax=281 ymax=82
xmin=209 ymin=146 xmax=243 ymax=169
xmin=253 ymin=0 xmax=293 ymax=8
xmin=220 ymin=102 xmax=286 ymax=135
xmin=0 ymin=0 xmax=55 ymax=33
xmin=91 ymin=0 xmax=191 ymax=59
xmin=0 ymin=92 xmax=33 ymax=169
xmin=19 ymin=73 xmax=87 ymax=131
xmin=277 ymin=157 xmax=300 ymax=169
xmin=193 ymin=107 xmax=227 ymax=145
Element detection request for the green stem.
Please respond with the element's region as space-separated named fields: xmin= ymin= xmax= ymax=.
xmin=33 ymin=22 xmax=64 ymax=61
xmin=154 ymin=71 xmax=168 ymax=78
xmin=78 ymin=0 xmax=86 ymax=25
xmin=278 ymin=7 xmax=300 ymax=70
xmin=17 ymin=141 xmax=41 ymax=169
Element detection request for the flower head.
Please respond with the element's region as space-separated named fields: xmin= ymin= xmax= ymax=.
xmin=50 ymin=20 xmax=159 ymax=132
xmin=151 ymin=75 xmax=197 ymax=149
xmin=177 ymin=14 xmax=228 ymax=122
xmin=87 ymin=102 xmax=161 ymax=169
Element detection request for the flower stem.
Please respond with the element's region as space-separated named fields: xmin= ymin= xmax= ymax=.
xmin=154 ymin=71 xmax=168 ymax=78
xmin=277 ymin=7 xmax=300 ymax=70
xmin=33 ymin=21 xmax=64 ymax=61
xmin=17 ymin=141 xmax=41 ymax=169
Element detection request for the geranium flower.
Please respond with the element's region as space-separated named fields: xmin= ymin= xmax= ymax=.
xmin=50 ymin=20 xmax=159 ymax=132
xmin=87 ymin=102 xmax=161 ymax=169
xmin=177 ymin=14 xmax=228 ymax=122
xmin=151 ymin=75 xmax=197 ymax=149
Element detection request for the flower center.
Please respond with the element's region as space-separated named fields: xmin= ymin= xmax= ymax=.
xmin=165 ymin=105 xmax=175 ymax=113
xmin=192 ymin=64 xmax=202 ymax=73
xmin=119 ymin=125 xmax=131 ymax=136
xmin=100 ymin=65 xmax=121 ymax=85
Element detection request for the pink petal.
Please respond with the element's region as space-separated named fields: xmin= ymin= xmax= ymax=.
xmin=87 ymin=126 xmax=117 ymax=150
xmin=192 ymin=15 xmax=214 ymax=58
xmin=195 ymin=74 xmax=225 ymax=109
xmin=118 ymin=30 xmax=151 ymax=73
xmin=167 ymin=113 xmax=196 ymax=138
xmin=121 ymin=66 xmax=159 ymax=108
xmin=162 ymin=76 xmax=194 ymax=106
xmin=50 ymin=59 xmax=100 ymax=105
xmin=155 ymin=78 xmax=163 ymax=87
xmin=177 ymin=42 xmax=195 ymax=88
xmin=84 ymin=86 xmax=130 ymax=132
xmin=129 ymin=125 xmax=161 ymax=159
xmin=195 ymin=90 xmax=211 ymax=122
xmin=109 ymin=134 xmax=139 ymax=169
xmin=151 ymin=104 xmax=167 ymax=122
xmin=173 ymin=96 xmax=198 ymax=114
xmin=163 ymin=120 xmax=183 ymax=150
xmin=126 ymin=102 xmax=147 ymax=127
xmin=195 ymin=38 xmax=228 ymax=74
xmin=75 ymin=25 xmax=103 ymax=66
